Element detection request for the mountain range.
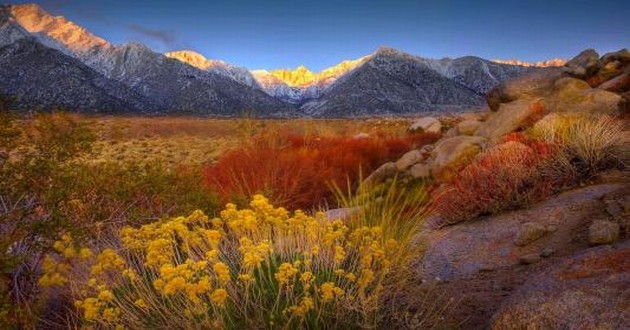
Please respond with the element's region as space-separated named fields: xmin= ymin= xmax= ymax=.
xmin=0 ymin=3 xmax=563 ymax=117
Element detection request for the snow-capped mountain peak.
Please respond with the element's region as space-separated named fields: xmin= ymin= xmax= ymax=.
xmin=491 ymin=58 xmax=567 ymax=67
xmin=8 ymin=3 xmax=111 ymax=55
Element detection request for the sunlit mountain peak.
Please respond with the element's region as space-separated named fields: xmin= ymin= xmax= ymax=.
xmin=266 ymin=56 xmax=370 ymax=88
xmin=9 ymin=3 xmax=111 ymax=54
xmin=491 ymin=58 xmax=567 ymax=67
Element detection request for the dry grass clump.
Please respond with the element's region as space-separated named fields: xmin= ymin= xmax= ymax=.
xmin=530 ymin=114 xmax=627 ymax=175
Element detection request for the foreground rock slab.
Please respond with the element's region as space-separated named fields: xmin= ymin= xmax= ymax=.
xmin=418 ymin=183 xmax=625 ymax=280
xmin=492 ymin=241 xmax=630 ymax=329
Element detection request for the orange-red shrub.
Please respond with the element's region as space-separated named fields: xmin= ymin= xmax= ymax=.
xmin=204 ymin=132 xmax=439 ymax=210
xmin=432 ymin=133 xmax=565 ymax=226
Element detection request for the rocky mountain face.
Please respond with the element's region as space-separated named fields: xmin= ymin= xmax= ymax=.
xmin=0 ymin=38 xmax=160 ymax=113
xmin=165 ymin=50 xmax=262 ymax=89
xmin=300 ymin=48 xmax=534 ymax=117
xmin=0 ymin=3 xmax=562 ymax=117
xmin=0 ymin=4 xmax=297 ymax=117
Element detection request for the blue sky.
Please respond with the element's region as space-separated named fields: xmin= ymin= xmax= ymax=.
xmin=16 ymin=0 xmax=630 ymax=71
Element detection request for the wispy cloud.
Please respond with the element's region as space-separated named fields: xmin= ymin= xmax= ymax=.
xmin=126 ymin=24 xmax=176 ymax=48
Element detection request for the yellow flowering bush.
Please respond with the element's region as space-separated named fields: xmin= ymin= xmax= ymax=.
xmin=39 ymin=194 xmax=416 ymax=329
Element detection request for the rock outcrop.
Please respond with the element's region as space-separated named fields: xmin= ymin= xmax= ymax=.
xmin=409 ymin=117 xmax=441 ymax=133
xmin=361 ymin=48 xmax=630 ymax=330
xmin=368 ymin=48 xmax=628 ymax=189
xmin=475 ymin=98 xmax=544 ymax=139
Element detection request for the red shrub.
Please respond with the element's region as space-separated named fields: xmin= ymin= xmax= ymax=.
xmin=432 ymin=134 xmax=563 ymax=226
xmin=204 ymin=132 xmax=439 ymax=210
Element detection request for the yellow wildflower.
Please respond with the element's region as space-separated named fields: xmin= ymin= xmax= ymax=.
xmin=210 ymin=288 xmax=228 ymax=307
xmin=320 ymin=282 xmax=344 ymax=303
xmin=334 ymin=245 xmax=346 ymax=263
xmin=205 ymin=249 xmax=219 ymax=262
xmin=79 ymin=248 xmax=93 ymax=259
xmin=162 ymin=276 xmax=186 ymax=295
xmin=102 ymin=307 xmax=120 ymax=322
xmin=134 ymin=299 xmax=147 ymax=309
xmin=285 ymin=297 xmax=314 ymax=317
xmin=97 ymin=290 xmax=114 ymax=301
xmin=238 ymin=273 xmax=255 ymax=284
xmin=213 ymin=262 xmax=231 ymax=285
xmin=122 ymin=268 xmax=139 ymax=281
xmin=357 ymin=269 xmax=374 ymax=289
xmin=205 ymin=230 xmax=222 ymax=248
xmin=81 ymin=297 xmax=101 ymax=321
xmin=274 ymin=263 xmax=298 ymax=286
xmin=62 ymin=247 xmax=76 ymax=259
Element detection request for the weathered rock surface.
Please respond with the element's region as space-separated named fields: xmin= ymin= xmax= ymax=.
xmin=598 ymin=71 xmax=630 ymax=93
xmin=600 ymin=49 xmax=630 ymax=67
xmin=362 ymin=162 xmax=398 ymax=187
xmin=418 ymin=183 xmax=625 ymax=280
xmin=395 ymin=149 xmax=423 ymax=171
xmin=486 ymin=67 xmax=563 ymax=111
xmin=324 ymin=207 xmax=360 ymax=221
xmin=513 ymin=222 xmax=550 ymax=247
xmin=409 ymin=117 xmax=441 ymax=133
xmin=545 ymin=77 xmax=622 ymax=114
xmin=492 ymin=241 xmax=630 ymax=329
xmin=456 ymin=119 xmax=482 ymax=135
xmin=430 ymin=135 xmax=486 ymax=180
xmin=476 ymin=99 xmax=543 ymax=139
xmin=518 ymin=253 xmax=541 ymax=265
xmin=589 ymin=220 xmax=620 ymax=245
xmin=564 ymin=48 xmax=600 ymax=78
xmin=408 ymin=162 xmax=432 ymax=179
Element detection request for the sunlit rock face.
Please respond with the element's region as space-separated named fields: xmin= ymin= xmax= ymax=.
xmin=251 ymin=56 xmax=370 ymax=104
xmin=8 ymin=4 xmax=112 ymax=59
xmin=165 ymin=50 xmax=261 ymax=88
xmin=492 ymin=58 xmax=567 ymax=67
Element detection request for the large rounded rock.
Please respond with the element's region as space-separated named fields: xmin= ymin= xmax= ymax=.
xmin=491 ymin=241 xmax=630 ymax=329
xmin=456 ymin=119 xmax=482 ymax=136
xmin=430 ymin=135 xmax=486 ymax=180
xmin=598 ymin=71 xmax=630 ymax=93
xmin=486 ymin=67 xmax=564 ymax=111
xmin=564 ymin=48 xmax=600 ymax=78
xmin=408 ymin=161 xmax=432 ymax=179
xmin=589 ymin=220 xmax=620 ymax=245
xmin=362 ymin=162 xmax=397 ymax=187
xmin=600 ymin=48 xmax=630 ymax=66
xmin=409 ymin=117 xmax=441 ymax=133
xmin=395 ymin=149 xmax=423 ymax=171
xmin=476 ymin=98 xmax=545 ymax=139
xmin=324 ymin=207 xmax=360 ymax=221
xmin=544 ymin=77 xmax=623 ymax=114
